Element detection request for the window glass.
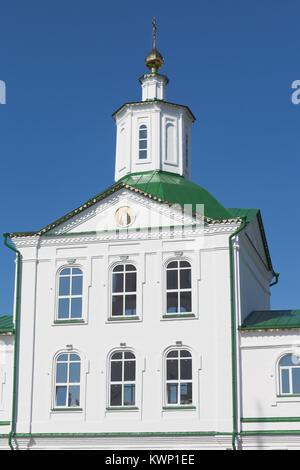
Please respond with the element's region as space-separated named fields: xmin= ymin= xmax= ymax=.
xmin=58 ymin=267 xmax=83 ymax=320
xmin=166 ymin=349 xmax=192 ymax=406
xmin=111 ymin=264 xmax=137 ymax=317
xmin=166 ymin=261 xmax=192 ymax=314
xmin=55 ymin=353 xmax=81 ymax=408
xmin=139 ymin=125 xmax=148 ymax=159
xmin=110 ymin=351 xmax=136 ymax=407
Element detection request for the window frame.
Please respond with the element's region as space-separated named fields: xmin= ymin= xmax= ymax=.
xmin=108 ymin=350 xmax=137 ymax=409
xmin=53 ymin=351 xmax=82 ymax=410
xmin=164 ymin=259 xmax=192 ymax=316
xmin=278 ymin=354 xmax=300 ymax=396
xmin=138 ymin=124 xmax=148 ymax=160
xmin=110 ymin=262 xmax=138 ymax=319
xmin=55 ymin=265 xmax=84 ymax=322
xmin=163 ymin=347 xmax=193 ymax=408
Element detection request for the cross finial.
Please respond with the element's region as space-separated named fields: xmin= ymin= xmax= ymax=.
xmin=152 ymin=17 xmax=157 ymax=48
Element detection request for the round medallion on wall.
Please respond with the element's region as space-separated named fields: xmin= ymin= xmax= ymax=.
xmin=115 ymin=206 xmax=135 ymax=227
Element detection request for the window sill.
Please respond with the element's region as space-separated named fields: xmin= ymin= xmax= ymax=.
xmin=277 ymin=395 xmax=300 ymax=398
xmin=106 ymin=407 xmax=139 ymax=411
xmin=162 ymin=314 xmax=196 ymax=320
xmin=107 ymin=316 xmax=140 ymax=322
xmin=162 ymin=406 xmax=196 ymax=410
xmin=51 ymin=408 xmax=83 ymax=412
xmin=54 ymin=319 xmax=85 ymax=325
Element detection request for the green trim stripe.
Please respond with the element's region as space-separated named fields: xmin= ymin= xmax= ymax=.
xmin=242 ymin=417 xmax=300 ymax=423
xmin=13 ymin=431 xmax=232 ymax=438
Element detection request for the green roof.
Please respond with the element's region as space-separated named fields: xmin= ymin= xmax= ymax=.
xmin=117 ymin=171 xmax=233 ymax=221
xmin=0 ymin=315 xmax=14 ymax=333
xmin=241 ymin=310 xmax=300 ymax=330
xmin=9 ymin=171 xmax=241 ymax=237
xmin=228 ymin=208 xmax=259 ymax=223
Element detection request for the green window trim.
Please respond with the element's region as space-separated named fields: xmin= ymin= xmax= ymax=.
xmin=107 ymin=316 xmax=140 ymax=322
xmin=51 ymin=408 xmax=83 ymax=412
xmin=0 ymin=421 xmax=10 ymax=426
xmin=163 ymin=406 xmax=196 ymax=410
xmin=162 ymin=313 xmax=196 ymax=319
xmin=242 ymin=417 xmax=300 ymax=423
xmin=54 ymin=319 xmax=85 ymax=324
xmin=106 ymin=407 xmax=139 ymax=411
xmin=277 ymin=394 xmax=300 ymax=398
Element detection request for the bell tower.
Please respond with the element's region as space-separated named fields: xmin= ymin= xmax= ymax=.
xmin=113 ymin=19 xmax=195 ymax=182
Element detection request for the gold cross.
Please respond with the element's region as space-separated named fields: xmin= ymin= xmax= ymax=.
xmin=152 ymin=17 xmax=157 ymax=48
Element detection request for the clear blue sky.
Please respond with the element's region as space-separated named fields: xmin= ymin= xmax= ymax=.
xmin=0 ymin=0 xmax=299 ymax=314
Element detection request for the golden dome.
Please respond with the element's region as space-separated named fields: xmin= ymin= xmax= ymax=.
xmin=145 ymin=47 xmax=164 ymax=72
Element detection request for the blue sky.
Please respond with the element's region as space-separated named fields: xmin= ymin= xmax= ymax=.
xmin=0 ymin=0 xmax=299 ymax=314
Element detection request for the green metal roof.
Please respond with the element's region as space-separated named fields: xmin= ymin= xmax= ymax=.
xmin=9 ymin=171 xmax=241 ymax=237
xmin=117 ymin=171 xmax=233 ymax=221
xmin=241 ymin=310 xmax=300 ymax=330
xmin=0 ymin=315 xmax=14 ymax=333
xmin=228 ymin=208 xmax=259 ymax=223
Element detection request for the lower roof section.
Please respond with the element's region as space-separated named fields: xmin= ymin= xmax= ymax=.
xmin=0 ymin=315 xmax=14 ymax=333
xmin=241 ymin=310 xmax=300 ymax=331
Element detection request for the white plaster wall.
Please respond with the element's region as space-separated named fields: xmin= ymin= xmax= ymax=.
xmin=0 ymin=335 xmax=13 ymax=434
xmin=238 ymin=230 xmax=272 ymax=324
xmin=240 ymin=331 xmax=300 ymax=432
xmin=13 ymin=227 xmax=234 ymax=436
xmin=114 ymin=103 xmax=193 ymax=181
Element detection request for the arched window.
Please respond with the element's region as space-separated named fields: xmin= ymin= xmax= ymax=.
xmin=55 ymin=353 xmax=81 ymax=408
xmin=165 ymin=349 xmax=192 ymax=405
xmin=112 ymin=264 xmax=137 ymax=317
xmin=109 ymin=351 xmax=136 ymax=407
xmin=279 ymin=354 xmax=300 ymax=395
xmin=139 ymin=125 xmax=147 ymax=159
xmin=166 ymin=261 xmax=192 ymax=314
xmin=57 ymin=267 xmax=83 ymax=319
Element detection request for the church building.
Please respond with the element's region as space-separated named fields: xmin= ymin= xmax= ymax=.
xmin=1 ymin=27 xmax=300 ymax=450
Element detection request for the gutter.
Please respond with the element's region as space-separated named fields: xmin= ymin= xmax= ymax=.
xmin=3 ymin=233 xmax=21 ymax=451
xmin=229 ymin=217 xmax=248 ymax=450
xmin=270 ymin=272 xmax=280 ymax=287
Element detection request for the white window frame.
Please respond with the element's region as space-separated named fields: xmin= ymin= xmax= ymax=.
xmin=138 ymin=124 xmax=148 ymax=160
xmin=165 ymin=260 xmax=192 ymax=316
xmin=56 ymin=265 xmax=84 ymax=321
xmin=110 ymin=263 xmax=137 ymax=319
xmin=53 ymin=351 xmax=82 ymax=409
xmin=278 ymin=354 xmax=300 ymax=396
xmin=163 ymin=348 xmax=193 ymax=407
xmin=108 ymin=350 xmax=137 ymax=408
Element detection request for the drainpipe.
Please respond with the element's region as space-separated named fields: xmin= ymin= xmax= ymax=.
xmin=3 ymin=233 xmax=21 ymax=451
xmin=229 ymin=217 xmax=248 ymax=451
xmin=270 ymin=272 xmax=280 ymax=287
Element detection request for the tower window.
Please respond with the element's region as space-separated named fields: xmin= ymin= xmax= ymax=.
xmin=109 ymin=351 xmax=136 ymax=407
xmin=166 ymin=261 xmax=192 ymax=314
xmin=139 ymin=125 xmax=148 ymax=159
xmin=165 ymin=349 xmax=192 ymax=405
xmin=279 ymin=354 xmax=300 ymax=395
xmin=57 ymin=267 xmax=83 ymax=320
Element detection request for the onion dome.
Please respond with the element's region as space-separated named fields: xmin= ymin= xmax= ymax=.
xmin=145 ymin=47 xmax=164 ymax=72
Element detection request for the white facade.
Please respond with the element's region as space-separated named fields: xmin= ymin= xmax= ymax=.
xmin=2 ymin=46 xmax=300 ymax=451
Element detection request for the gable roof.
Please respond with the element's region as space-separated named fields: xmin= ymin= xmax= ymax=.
xmin=241 ymin=310 xmax=300 ymax=331
xmin=0 ymin=315 xmax=14 ymax=333
xmin=8 ymin=171 xmax=241 ymax=238
xmin=228 ymin=208 xmax=274 ymax=274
